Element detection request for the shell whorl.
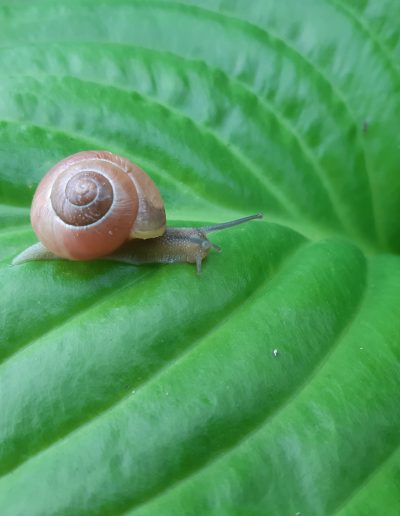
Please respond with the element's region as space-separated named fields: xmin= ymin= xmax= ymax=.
xmin=51 ymin=170 xmax=114 ymax=226
xmin=31 ymin=151 xmax=166 ymax=260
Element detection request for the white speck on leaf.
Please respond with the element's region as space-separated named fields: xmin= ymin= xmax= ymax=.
xmin=273 ymin=349 xmax=279 ymax=357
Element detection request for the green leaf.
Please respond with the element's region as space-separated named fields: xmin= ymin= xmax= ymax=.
xmin=0 ymin=1 xmax=399 ymax=514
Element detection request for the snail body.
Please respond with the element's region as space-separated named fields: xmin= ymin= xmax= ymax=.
xmin=13 ymin=151 xmax=262 ymax=273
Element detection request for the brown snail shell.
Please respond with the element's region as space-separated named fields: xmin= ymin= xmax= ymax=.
xmin=30 ymin=150 xmax=166 ymax=260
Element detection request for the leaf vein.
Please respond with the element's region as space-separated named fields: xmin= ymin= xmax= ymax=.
xmin=0 ymin=118 xmax=229 ymax=214
xmin=333 ymin=442 xmax=400 ymax=514
xmin=0 ymin=238 xmax=306 ymax=480
xmin=0 ymin=0 xmax=378 ymax=242
xmin=126 ymin=254 xmax=369 ymax=514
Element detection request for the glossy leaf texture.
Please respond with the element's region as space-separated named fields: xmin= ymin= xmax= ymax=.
xmin=0 ymin=1 xmax=399 ymax=515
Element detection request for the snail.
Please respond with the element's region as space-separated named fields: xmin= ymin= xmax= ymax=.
xmin=12 ymin=151 xmax=263 ymax=273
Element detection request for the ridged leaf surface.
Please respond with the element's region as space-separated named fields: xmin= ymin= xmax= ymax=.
xmin=0 ymin=1 xmax=399 ymax=514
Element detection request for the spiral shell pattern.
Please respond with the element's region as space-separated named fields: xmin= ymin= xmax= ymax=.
xmin=30 ymin=151 xmax=166 ymax=260
xmin=51 ymin=170 xmax=114 ymax=227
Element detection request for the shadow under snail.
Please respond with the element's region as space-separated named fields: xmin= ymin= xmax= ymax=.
xmin=13 ymin=150 xmax=263 ymax=273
